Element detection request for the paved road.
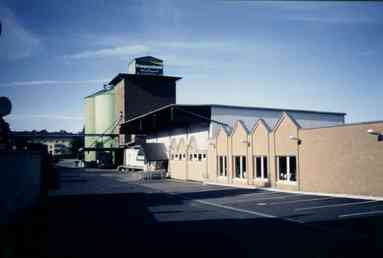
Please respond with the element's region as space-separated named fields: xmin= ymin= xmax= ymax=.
xmin=47 ymin=166 xmax=383 ymax=258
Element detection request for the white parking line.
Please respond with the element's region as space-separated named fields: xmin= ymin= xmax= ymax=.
xmin=195 ymin=199 xmax=277 ymax=218
xmin=295 ymin=200 xmax=378 ymax=211
xmin=222 ymin=194 xmax=298 ymax=204
xmin=194 ymin=199 xmax=305 ymax=224
xmin=266 ymin=197 xmax=336 ymax=206
xmin=218 ymin=191 xmax=283 ymax=200
xmin=338 ymin=210 xmax=383 ymax=218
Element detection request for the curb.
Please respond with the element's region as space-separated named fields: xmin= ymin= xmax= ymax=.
xmin=203 ymin=181 xmax=383 ymax=201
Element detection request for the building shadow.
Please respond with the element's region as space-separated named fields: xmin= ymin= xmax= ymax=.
xmin=9 ymin=191 xmax=383 ymax=258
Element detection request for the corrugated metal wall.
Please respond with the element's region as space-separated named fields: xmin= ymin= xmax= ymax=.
xmin=210 ymin=106 xmax=345 ymax=138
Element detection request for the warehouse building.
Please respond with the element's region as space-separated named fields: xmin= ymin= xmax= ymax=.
xmin=121 ymin=107 xmax=383 ymax=197
xmin=206 ymin=116 xmax=383 ymax=197
xmin=120 ymin=104 xmax=345 ymax=181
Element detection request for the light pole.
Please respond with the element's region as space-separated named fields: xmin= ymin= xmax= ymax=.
xmin=367 ymin=129 xmax=383 ymax=142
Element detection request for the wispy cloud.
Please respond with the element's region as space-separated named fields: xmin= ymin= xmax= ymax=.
xmin=0 ymin=3 xmax=41 ymax=60
xmin=64 ymin=44 xmax=150 ymax=59
xmin=0 ymin=79 xmax=108 ymax=87
xmin=63 ymin=39 xmax=233 ymax=61
xmin=269 ymin=2 xmax=383 ymax=25
xmin=158 ymin=41 xmax=228 ymax=49
xmin=7 ymin=113 xmax=83 ymax=121
xmin=283 ymin=14 xmax=383 ymax=25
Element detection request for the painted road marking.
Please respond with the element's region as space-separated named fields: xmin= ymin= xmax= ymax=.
xmin=195 ymin=199 xmax=276 ymax=218
xmin=215 ymin=191 xmax=282 ymax=200
xmin=338 ymin=210 xmax=383 ymax=218
xmin=266 ymin=197 xmax=336 ymax=206
xmin=295 ymin=200 xmax=378 ymax=211
xmin=194 ymin=199 xmax=305 ymax=224
xmin=221 ymin=194 xmax=298 ymax=204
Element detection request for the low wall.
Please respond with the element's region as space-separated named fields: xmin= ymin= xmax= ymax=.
xmin=0 ymin=151 xmax=42 ymax=224
xmin=187 ymin=160 xmax=206 ymax=181
xmin=169 ymin=160 xmax=187 ymax=180
xmin=299 ymin=122 xmax=383 ymax=197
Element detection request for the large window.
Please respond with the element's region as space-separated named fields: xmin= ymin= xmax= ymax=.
xmin=233 ymin=156 xmax=246 ymax=179
xmin=254 ymin=156 xmax=268 ymax=179
xmin=277 ymin=156 xmax=297 ymax=182
xmin=289 ymin=156 xmax=296 ymax=182
xmin=217 ymin=156 xmax=227 ymax=176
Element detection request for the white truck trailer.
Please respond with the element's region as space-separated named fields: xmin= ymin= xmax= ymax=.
xmin=119 ymin=143 xmax=168 ymax=172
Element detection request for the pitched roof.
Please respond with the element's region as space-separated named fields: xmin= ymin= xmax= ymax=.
xmin=272 ymin=112 xmax=301 ymax=132
xmin=251 ymin=118 xmax=271 ymax=134
xmin=231 ymin=120 xmax=250 ymax=136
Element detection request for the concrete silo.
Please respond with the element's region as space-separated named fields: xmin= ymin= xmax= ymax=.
xmin=94 ymin=89 xmax=116 ymax=148
xmin=84 ymin=96 xmax=96 ymax=162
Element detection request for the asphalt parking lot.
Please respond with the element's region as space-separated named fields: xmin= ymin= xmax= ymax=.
xmin=46 ymin=167 xmax=383 ymax=258
xmin=139 ymin=179 xmax=383 ymax=223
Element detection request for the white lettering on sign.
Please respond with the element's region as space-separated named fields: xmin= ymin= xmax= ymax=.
xmin=136 ymin=64 xmax=162 ymax=69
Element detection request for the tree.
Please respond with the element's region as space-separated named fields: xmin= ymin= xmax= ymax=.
xmin=69 ymin=137 xmax=84 ymax=159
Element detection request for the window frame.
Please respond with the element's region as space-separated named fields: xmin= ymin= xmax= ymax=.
xmin=276 ymin=156 xmax=297 ymax=183
xmin=233 ymin=155 xmax=246 ymax=179
xmin=254 ymin=155 xmax=268 ymax=180
xmin=217 ymin=155 xmax=228 ymax=177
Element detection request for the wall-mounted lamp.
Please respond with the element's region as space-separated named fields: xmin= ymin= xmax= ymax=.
xmin=209 ymin=142 xmax=216 ymax=148
xmin=367 ymin=129 xmax=383 ymax=142
xmin=240 ymin=139 xmax=250 ymax=147
xmin=289 ymin=135 xmax=302 ymax=145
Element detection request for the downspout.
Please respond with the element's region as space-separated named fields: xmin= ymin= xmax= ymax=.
xmin=297 ymin=129 xmax=301 ymax=191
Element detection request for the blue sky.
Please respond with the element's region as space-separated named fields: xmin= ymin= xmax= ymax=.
xmin=1 ymin=1 xmax=382 ymax=132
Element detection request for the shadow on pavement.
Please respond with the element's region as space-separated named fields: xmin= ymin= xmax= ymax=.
xmin=49 ymin=192 xmax=383 ymax=258
xmin=10 ymin=190 xmax=383 ymax=258
xmin=176 ymin=188 xmax=267 ymax=200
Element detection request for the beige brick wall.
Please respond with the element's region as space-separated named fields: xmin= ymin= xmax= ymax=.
xmin=251 ymin=120 xmax=271 ymax=187
xmin=271 ymin=113 xmax=300 ymax=191
xmin=187 ymin=160 xmax=206 ymax=181
xmin=169 ymin=139 xmax=187 ymax=180
xmin=189 ymin=115 xmax=383 ymax=197
xmin=207 ymin=143 xmax=216 ymax=181
xmin=230 ymin=121 xmax=250 ymax=184
xmin=169 ymin=160 xmax=187 ymax=180
xmin=299 ymin=122 xmax=383 ymax=197
xmin=231 ymin=121 xmax=248 ymax=156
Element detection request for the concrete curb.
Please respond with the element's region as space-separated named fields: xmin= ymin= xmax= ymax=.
xmin=203 ymin=181 xmax=257 ymax=189
xmin=203 ymin=181 xmax=383 ymax=201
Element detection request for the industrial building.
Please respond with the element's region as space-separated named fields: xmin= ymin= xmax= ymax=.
xmin=84 ymin=56 xmax=383 ymax=198
xmin=84 ymin=56 xmax=180 ymax=165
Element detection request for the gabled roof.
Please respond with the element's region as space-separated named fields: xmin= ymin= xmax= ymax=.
xmin=169 ymin=138 xmax=177 ymax=150
xmin=231 ymin=120 xmax=250 ymax=136
xmin=176 ymin=138 xmax=186 ymax=153
xmin=272 ymin=112 xmax=301 ymax=133
xmin=215 ymin=125 xmax=231 ymax=139
xmin=251 ymin=118 xmax=271 ymax=134
xmin=187 ymin=136 xmax=198 ymax=152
